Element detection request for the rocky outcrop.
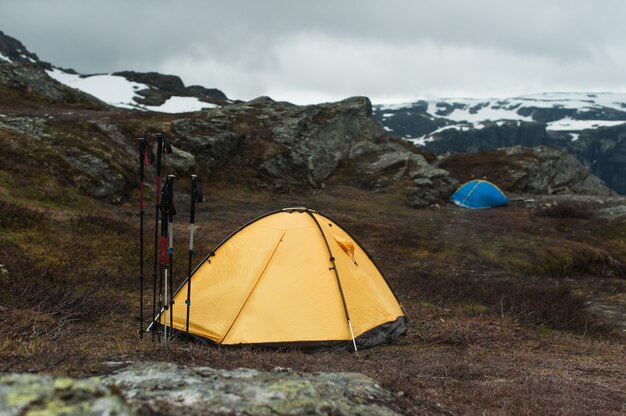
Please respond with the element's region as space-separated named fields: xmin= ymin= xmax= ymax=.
xmin=170 ymin=117 xmax=243 ymax=173
xmin=366 ymin=150 xmax=456 ymax=208
xmin=505 ymin=146 xmax=614 ymax=196
xmin=0 ymin=373 xmax=130 ymax=415
xmin=199 ymin=96 xmax=458 ymax=206
xmin=566 ymin=124 xmax=626 ymax=194
xmin=439 ymin=145 xmax=614 ymax=196
xmin=0 ymin=64 xmax=106 ymax=108
xmin=62 ymin=148 xmax=127 ymax=198
xmin=0 ymin=362 xmax=401 ymax=415
xmin=157 ymin=96 xmax=457 ymax=207
xmin=114 ymin=71 xmax=230 ymax=106
xmin=0 ymin=30 xmax=51 ymax=69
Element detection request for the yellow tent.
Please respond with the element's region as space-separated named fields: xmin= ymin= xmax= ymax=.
xmin=158 ymin=207 xmax=407 ymax=351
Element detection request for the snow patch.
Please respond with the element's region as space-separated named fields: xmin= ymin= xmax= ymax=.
xmin=408 ymin=136 xmax=432 ymax=146
xmin=569 ymin=133 xmax=580 ymax=141
xmin=546 ymin=118 xmax=626 ymax=131
xmin=382 ymin=113 xmax=394 ymax=118
xmin=47 ymin=68 xmax=149 ymax=109
xmin=377 ymin=101 xmax=417 ymax=111
xmin=47 ymin=68 xmax=219 ymax=113
xmin=145 ymin=96 xmax=217 ymax=114
xmin=0 ymin=51 xmax=11 ymax=63
xmin=445 ymin=105 xmax=532 ymax=123
xmin=383 ymin=126 xmax=394 ymax=132
xmin=20 ymin=54 xmax=36 ymax=63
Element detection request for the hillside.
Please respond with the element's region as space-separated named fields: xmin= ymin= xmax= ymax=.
xmin=0 ymin=30 xmax=625 ymax=415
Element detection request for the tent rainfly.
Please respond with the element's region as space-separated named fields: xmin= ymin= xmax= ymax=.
xmin=154 ymin=207 xmax=408 ymax=350
xmin=450 ymin=179 xmax=509 ymax=209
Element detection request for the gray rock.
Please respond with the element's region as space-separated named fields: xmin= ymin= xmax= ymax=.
xmin=0 ymin=362 xmax=401 ymax=416
xmin=207 ymin=95 xmax=457 ymax=206
xmin=167 ymin=145 xmax=196 ymax=173
xmin=62 ymin=148 xmax=126 ymax=198
xmin=507 ymin=145 xmax=614 ymax=196
xmin=0 ymin=116 xmax=49 ymax=138
xmin=103 ymin=362 xmax=400 ymax=416
xmin=170 ymin=118 xmax=243 ymax=172
xmin=367 ymin=150 xmax=458 ymax=206
xmin=0 ymin=64 xmax=105 ymax=107
xmin=0 ymin=30 xmax=51 ymax=69
xmin=0 ymin=373 xmax=131 ymax=416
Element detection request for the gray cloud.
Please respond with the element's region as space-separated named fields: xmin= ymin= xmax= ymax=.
xmin=1 ymin=0 xmax=625 ymax=103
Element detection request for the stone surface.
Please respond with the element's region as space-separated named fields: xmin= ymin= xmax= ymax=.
xmin=0 ymin=64 xmax=105 ymax=108
xmin=0 ymin=30 xmax=51 ymax=69
xmin=0 ymin=362 xmax=401 ymax=416
xmin=0 ymin=116 xmax=49 ymax=138
xmin=202 ymin=96 xmax=457 ymax=206
xmin=104 ymin=362 xmax=399 ymax=416
xmin=114 ymin=71 xmax=229 ymax=107
xmin=170 ymin=117 xmax=243 ymax=173
xmin=506 ymin=145 xmax=614 ymax=196
xmin=0 ymin=373 xmax=130 ymax=416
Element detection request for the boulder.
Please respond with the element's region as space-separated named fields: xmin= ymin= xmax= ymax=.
xmin=0 ymin=373 xmax=130 ymax=415
xmin=104 ymin=361 xmax=400 ymax=416
xmin=113 ymin=71 xmax=230 ymax=107
xmin=506 ymin=146 xmax=614 ymax=196
xmin=62 ymin=148 xmax=126 ymax=198
xmin=170 ymin=118 xmax=243 ymax=172
xmin=0 ymin=362 xmax=401 ymax=415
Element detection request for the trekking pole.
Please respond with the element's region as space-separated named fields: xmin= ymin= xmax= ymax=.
xmin=167 ymin=175 xmax=176 ymax=340
xmin=151 ymin=133 xmax=172 ymax=340
xmin=159 ymin=175 xmax=176 ymax=342
xmin=138 ymin=138 xmax=154 ymax=339
xmin=185 ymin=175 xmax=204 ymax=337
xmin=159 ymin=180 xmax=169 ymax=342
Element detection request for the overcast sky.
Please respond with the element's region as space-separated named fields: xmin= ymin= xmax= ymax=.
xmin=1 ymin=0 xmax=625 ymax=104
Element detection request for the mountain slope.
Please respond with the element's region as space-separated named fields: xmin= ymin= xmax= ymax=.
xmin=0 ymin=30 xmax=230 ymax=113
xmin=374 ymin=94 xmax=626 ymax=193
xmin=374 ymin=93 xmax=626 ymax=144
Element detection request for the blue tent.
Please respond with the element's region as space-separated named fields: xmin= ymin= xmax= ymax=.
xmin=450 ymin=180 xmax=509 ymax=209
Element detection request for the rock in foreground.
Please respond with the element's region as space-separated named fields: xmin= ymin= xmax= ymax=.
xmin=0 ymin=362 xmax=400 ymax=415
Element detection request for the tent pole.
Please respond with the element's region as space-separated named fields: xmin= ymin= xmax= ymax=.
xmin=304 ymin=210 xmax=358 ymax=353
xmin=462 ymin=181 xmax=482 ymax=205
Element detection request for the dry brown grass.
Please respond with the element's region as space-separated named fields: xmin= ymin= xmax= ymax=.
xmin=2 ymin=184 xmax=625 ymax=415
